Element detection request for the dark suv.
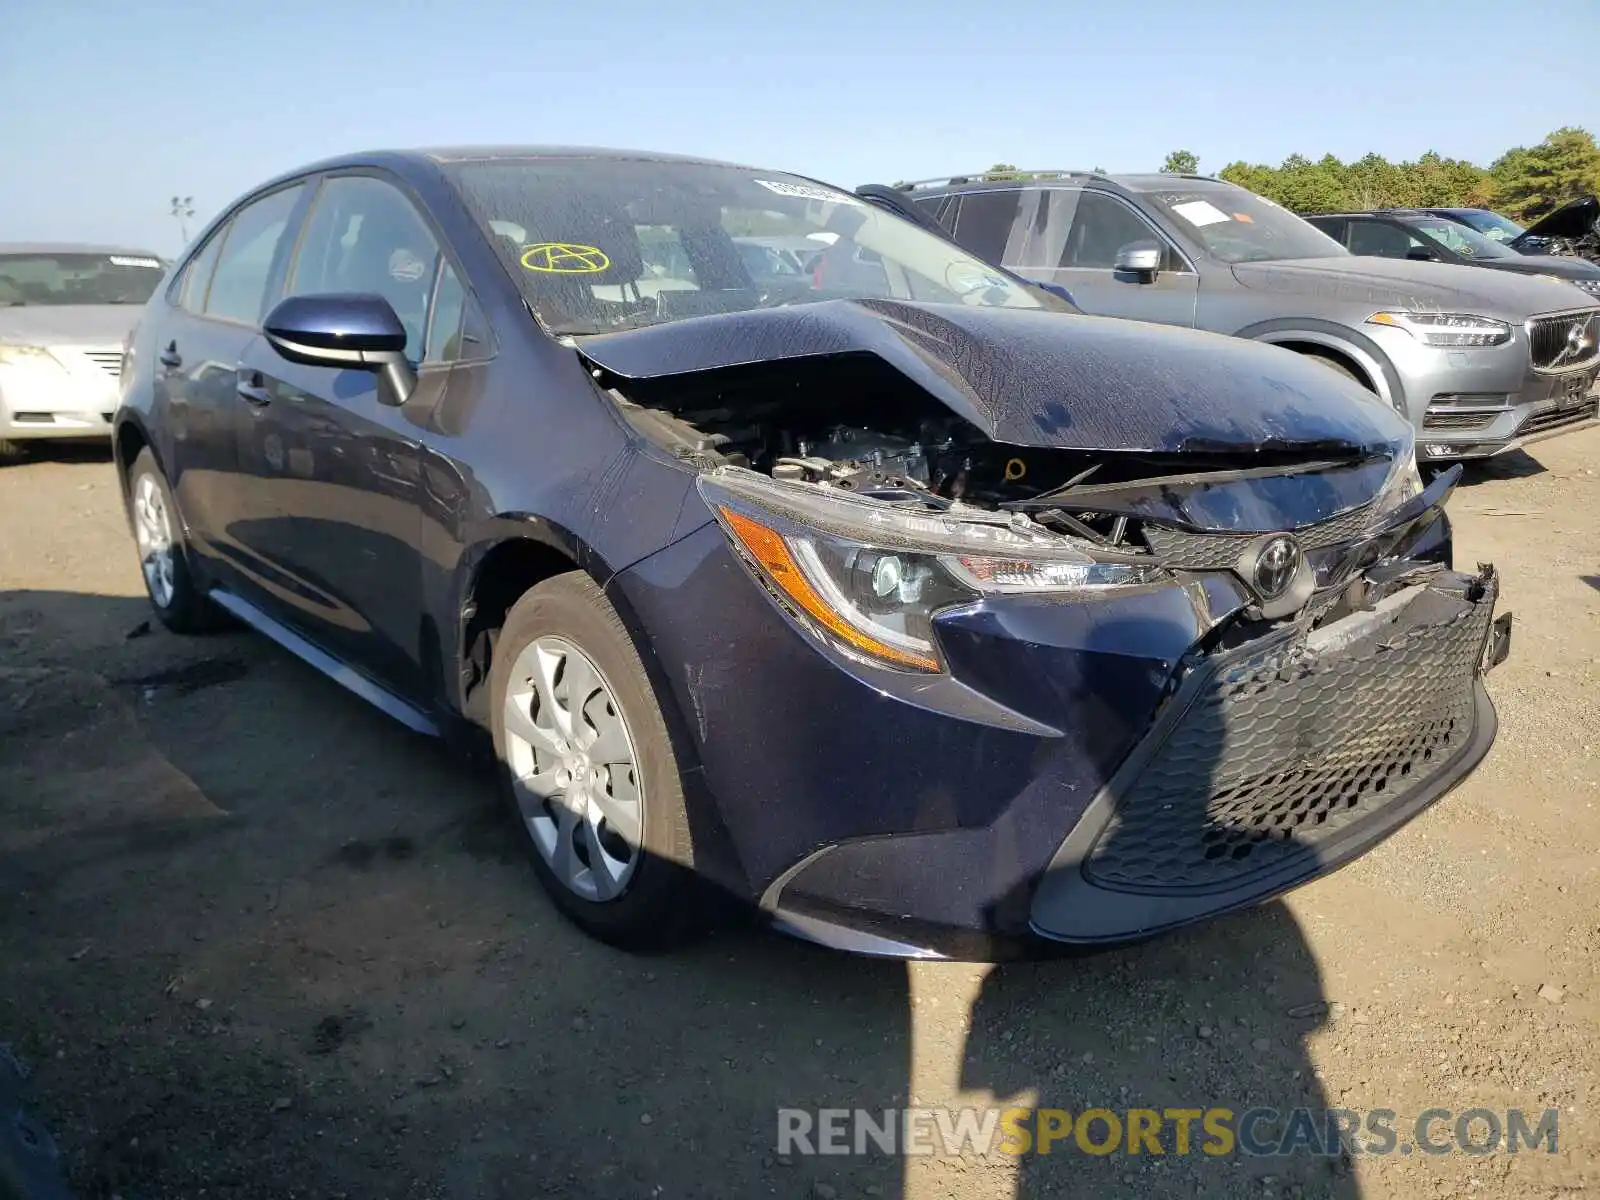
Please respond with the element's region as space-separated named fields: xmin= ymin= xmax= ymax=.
xmin=861 ymin=172 xmax=1600 ymax=460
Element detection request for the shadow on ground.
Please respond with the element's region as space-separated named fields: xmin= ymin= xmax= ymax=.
xmin=0 ymin=588 xmax=1354 ymax=1199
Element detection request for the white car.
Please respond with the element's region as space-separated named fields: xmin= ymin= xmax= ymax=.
xmin=0 ymin=243 xmax=166 ymax=456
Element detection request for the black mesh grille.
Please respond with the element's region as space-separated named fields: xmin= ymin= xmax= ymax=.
xmin=1141 ymin=501 xmax=1376 ymax=571
xmin=1084 ymin=579 xmax=1495 ymax=894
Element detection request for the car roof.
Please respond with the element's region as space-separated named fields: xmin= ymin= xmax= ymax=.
xmin=0 ymin=241 xmax=164 ymax=257
xmin=1304 ymin=210 xmax=1434 ymax=221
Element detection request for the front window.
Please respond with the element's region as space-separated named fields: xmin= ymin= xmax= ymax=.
xmin=1453 ymin=210 xmax=1525 ymax=243
xmin=1143 ymin=188 xmax=1348 ymax=264
xmin=0 ymin=252 xmax=164 ymax=306
xmin=1408 ymin=218 xmax=1518 ymax=260
xmin=446 ymin=159 xmax=1050 ymax=336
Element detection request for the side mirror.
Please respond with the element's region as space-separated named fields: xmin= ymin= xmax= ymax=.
xmin=1113 ymin=241 xmax=1162 ymax=281
xmin=1028 ymin=279 xmax=1078 ymax=306
xmin=262 ymin=293 xmax=416 ymax=406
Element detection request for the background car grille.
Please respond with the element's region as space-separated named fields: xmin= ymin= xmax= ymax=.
xmin=1423 ymin=410 xmax=1497 ymax=431
xmin=1527 ymin=310 xmax=1600 ymax=371
xmin=1140 ymin=501 xmax=1376 ymax=570
xmin=1518 ymin=397 xmax=1599 ymax=438
xmin=1083 ymin=579 xmax=1495 ymax=894
xmin=79 ymin=350 xmax=124 ymax=379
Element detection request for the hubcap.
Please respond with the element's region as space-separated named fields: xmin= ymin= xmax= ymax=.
xmin=503 ymin=635 xmax=644 ymax=902
xmin=132 ymin=473 xmax=176 ymax=609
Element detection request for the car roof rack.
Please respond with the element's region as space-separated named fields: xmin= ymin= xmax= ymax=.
xmin=886 ymin=170 xmax=1113 ymax=192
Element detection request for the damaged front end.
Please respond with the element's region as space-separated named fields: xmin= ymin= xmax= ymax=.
xmin=581 ymin=299 xmax=1510 ymax=947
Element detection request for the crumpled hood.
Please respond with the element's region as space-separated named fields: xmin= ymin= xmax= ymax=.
xmin=0 ymin=304 xmax=143 ymax=347
xmin=575 ymin=298 xmax=1411 ymax=457
xmin=1518 ymin=195 xmax=1598 ymax=243
xmin=1481 ymin=253 xmax=1600 ymax=281
xmin=1230 ymin=255 xmax=1589 ymax=315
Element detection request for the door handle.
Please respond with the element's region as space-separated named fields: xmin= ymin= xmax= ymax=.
xmin=236 ymin=368 xmax=272 ymax=407
xmin=158 ymin=342 xmax=182 ymax=369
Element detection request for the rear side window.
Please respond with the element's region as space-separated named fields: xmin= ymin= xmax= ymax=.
xmin=1347 ymin=220 xmax=1417 ymax=258
xmin=913 ymin=194 xmax=957 ymax=234
xmin=178 ymin=231 xmax=225 ymax=312
xmin=952 ymin=190 xmax=1024 ymax=265
xmin=204 ymin=185 xmax=304 ymax=324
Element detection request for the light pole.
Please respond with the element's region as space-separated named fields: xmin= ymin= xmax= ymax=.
xmin=169 ymin=195 xmax=196 ymax=246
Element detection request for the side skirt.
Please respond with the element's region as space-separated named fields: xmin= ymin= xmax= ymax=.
xmin=207 ymin=588 xmax=440 ymax=738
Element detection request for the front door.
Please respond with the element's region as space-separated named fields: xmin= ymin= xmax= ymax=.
xmin=231 ymin=172 xmax=469 ymax=700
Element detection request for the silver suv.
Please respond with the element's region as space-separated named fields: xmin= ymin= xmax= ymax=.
xmin=860 ymin=173 xmax=1600 ymax=461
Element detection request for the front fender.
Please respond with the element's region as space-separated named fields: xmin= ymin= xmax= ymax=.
xmin=1233 ymin=317 xmax=1405 ymax=413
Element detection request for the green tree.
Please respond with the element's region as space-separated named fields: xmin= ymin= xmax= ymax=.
xmin=983 ymin=162 xmax=1023 ymax=181
xmin=1161 ymin=149 xmax=1200 ymax=175
xmin=1490 ymin=127 xmax=1600 ymax=219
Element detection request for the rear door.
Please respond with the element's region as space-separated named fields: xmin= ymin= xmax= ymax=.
xmin=232 ymin=171 xmax=484 ymax=697
xmin=154 ymin=183 xmax=307 ymax=587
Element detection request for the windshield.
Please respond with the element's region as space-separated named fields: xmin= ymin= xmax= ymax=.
xmin=1409 ymin=217 xmax=1519 ymax=260
xmin=447 ymin=159 xmax=1051 ymax=335
xmin=1452 ymin=210 xmax=1525 ymax=242
xmin=0 ymin=252 xmax=165 ymax=306
xmin=1144 ymin=188 xmax=1348 ymax=263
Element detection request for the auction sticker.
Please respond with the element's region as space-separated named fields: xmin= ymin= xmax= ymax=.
xmin=753 ymin=179 xmax=859 ymax=204
xmin=519 ymin=243 xmax=612 ymax=273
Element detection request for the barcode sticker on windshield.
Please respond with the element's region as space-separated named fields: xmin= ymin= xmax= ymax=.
xmin=109 ymin=256 xmax=163 ymax=269
xmin=753 ymin=179 xmax=859 ymax=204
xmin=1169 ymin=200 xmax=1231 ymax=228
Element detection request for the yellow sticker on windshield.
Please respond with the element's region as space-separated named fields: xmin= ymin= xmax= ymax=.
xmin=519 ymin=243 xmax=611 ymax=273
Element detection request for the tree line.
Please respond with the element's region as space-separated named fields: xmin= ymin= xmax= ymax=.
xmin=959 ymin=127 xmax=1600 ymax=220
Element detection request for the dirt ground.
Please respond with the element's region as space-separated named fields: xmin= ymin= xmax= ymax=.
xmin=0 ymin=430 xmax=1596 ymax=1200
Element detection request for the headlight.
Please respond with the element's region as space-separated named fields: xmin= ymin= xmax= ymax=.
xmin=1373 ymin=444 xmax=1424 ymax=517
xmin=0 ymin=344 xmax=66 ymax=370
xmin=700 ymin=468 xmax=1165 ymax=673
xmin=1365 ymin=311 xmax=1510 ymax=348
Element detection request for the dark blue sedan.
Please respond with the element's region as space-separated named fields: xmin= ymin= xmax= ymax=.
xmin=113 ymin=147 xmax=1509 ymax=959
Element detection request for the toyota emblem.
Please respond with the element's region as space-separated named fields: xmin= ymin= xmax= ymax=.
xmin=1252 ymin=536 xmax=1302 ymax=600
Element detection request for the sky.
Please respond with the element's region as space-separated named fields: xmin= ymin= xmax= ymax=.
xmin=4 ymin=0 xmax=1597 ymax=253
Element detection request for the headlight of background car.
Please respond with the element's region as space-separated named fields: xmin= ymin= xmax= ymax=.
xmin=1365 ymin=311 xmax=1511 ymax=348
xmin=701 ymin=469 xmax=1164 ymax=673
xmin=0 ymin=344 xmax=68 ymax=370
xmin=1571 ymin=278 xmax=1600 ymax=298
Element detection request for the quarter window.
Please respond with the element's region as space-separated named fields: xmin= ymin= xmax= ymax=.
xmin=952 ymin=191 xmax=1024 ymax=265
xmin=177 ymin=231 xmax=225 ymax=312
xmin=203 ymin=185 xmax=304 ymax=324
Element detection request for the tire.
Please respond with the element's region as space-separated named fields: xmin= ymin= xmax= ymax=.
xmin=126 ymin=448 xmax=227 ymax=633
xmin=1302 ymin=352 xmax=1371 ymax=391
xmin=490 ymin=571 xmax=704 ymax=952
xmin=0 ymin=438 xmax=28 ymax=463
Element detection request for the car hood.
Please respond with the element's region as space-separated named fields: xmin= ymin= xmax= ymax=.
xmin=575 ymin=298 xmax=1410 ymax=457
xmin=1480 ymin=253 xmax=1600 ymax=281
xmin=1229 ymin=255 xmax=1588 ymax=315
xmin=1516 ymin=195 xmax=1598 ymax=244
xmin=0 ymin=304 xmax=143 ymax=346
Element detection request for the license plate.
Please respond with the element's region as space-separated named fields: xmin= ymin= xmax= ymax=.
xmin=1560 ymin=373 xmax=1591 ymax=407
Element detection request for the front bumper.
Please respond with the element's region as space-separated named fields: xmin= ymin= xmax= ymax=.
xmin=0 ymin=345 xmax=121 ymax=442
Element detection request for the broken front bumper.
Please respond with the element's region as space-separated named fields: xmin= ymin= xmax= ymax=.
xmin=1030 ymin=566 xmax=1508 ymax=944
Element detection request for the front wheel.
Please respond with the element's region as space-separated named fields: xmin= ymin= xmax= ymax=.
xmin=126 ymin=448 xmax=226 ymax=633
xmin=490 ymin=572 xmax=705 ymax=952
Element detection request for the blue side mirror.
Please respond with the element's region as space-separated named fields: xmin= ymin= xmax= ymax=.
xmin=1029 ymin=280 xmax=1076 ymax=305
xmin=263 ymin=293 xmax=415 ymax=405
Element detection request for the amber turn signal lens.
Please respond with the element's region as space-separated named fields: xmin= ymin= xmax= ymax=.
xmin=719 ymin=507 xmax=940 ymax=672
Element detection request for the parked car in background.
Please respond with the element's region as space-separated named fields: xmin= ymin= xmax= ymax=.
xmin=1303 ymin=209 xmax=1600 ymax=298
xmin=861 ymin=172 xmax=1600 ymax=460
xmin=0 ymin=242 xmax=166 ymax=457
xmin=1426 ymin=197 xmax=1600 ymax=264
xmin=116 ymin=146 xmax=1509 ymax=958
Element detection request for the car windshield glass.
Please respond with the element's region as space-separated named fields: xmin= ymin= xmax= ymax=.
xmin=1454 ymin=210 xmax=1525 ymax=242
xmin=1144 ymin=189 xmax=1348 ymax=263
xmin=0 ymin=252 xmax=165 ymax=306
xmin=1410 ymin=218 xmax=1518 ymax=260
xmin=446 ymin=159 xmax=1050 ymax=335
